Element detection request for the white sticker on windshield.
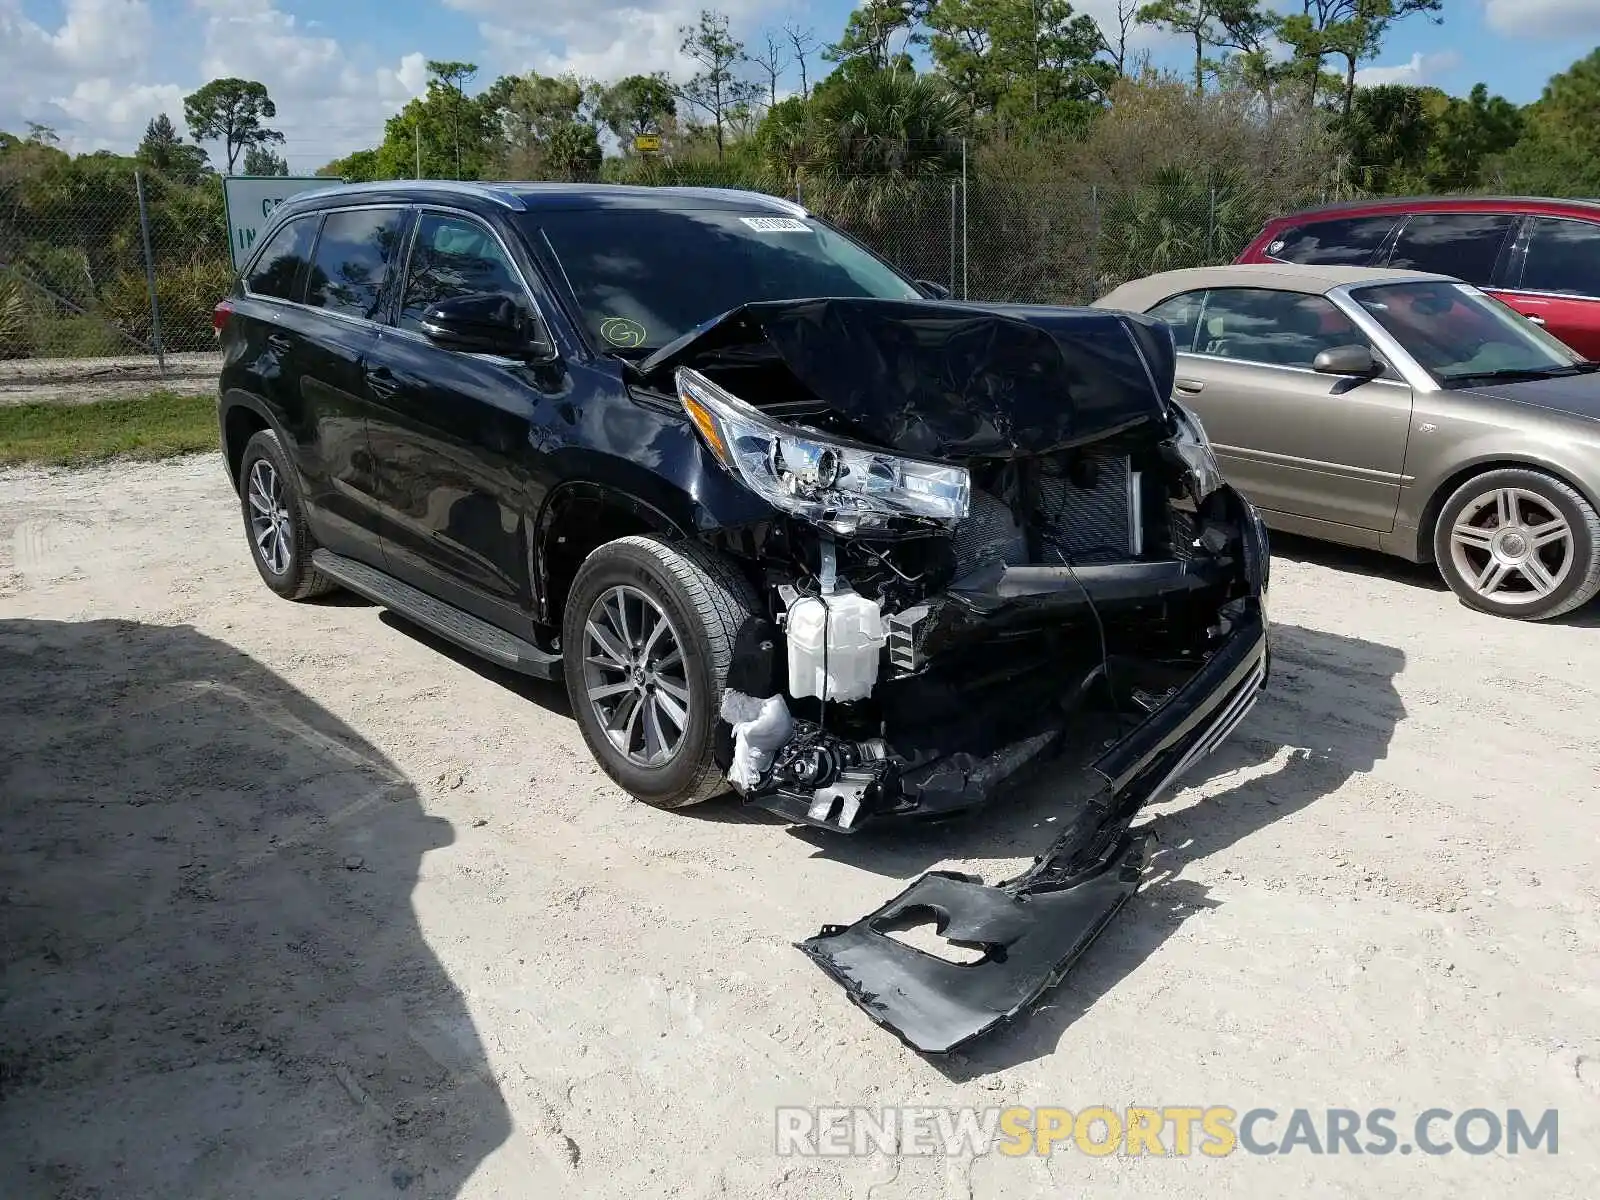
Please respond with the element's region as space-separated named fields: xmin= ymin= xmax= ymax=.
xmin=740 ymin=216 xmax=812 ymax=233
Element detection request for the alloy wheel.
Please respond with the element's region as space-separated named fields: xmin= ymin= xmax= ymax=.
xmin=1447 ymin=487 xmax=1574 ymax=606
xmin=581 ymin=585 xmax=692 ymax=768
xmin=247 ymin=458 xmax=293 ymax=576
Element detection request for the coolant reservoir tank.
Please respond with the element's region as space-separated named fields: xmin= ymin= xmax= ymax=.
xmin=786 ymin=588 xmax=885 ymax=703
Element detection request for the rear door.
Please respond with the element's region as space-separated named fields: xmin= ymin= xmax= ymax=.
xmin=363 ymin=207 xmax=553 ymax=633
xmin=1495 ymin=214 xmax=1600 ymax=359
xmin=289 ymin=205 xmax=410 ymax=563
xmin=1150 ymin=286 xmax=1413 ymax=533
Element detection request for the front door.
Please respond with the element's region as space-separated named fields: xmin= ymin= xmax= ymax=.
xmin=364 ymin=208 xmax=554 ymax=634
xmin=1153 ymin=286 xmax=1414 ymax=533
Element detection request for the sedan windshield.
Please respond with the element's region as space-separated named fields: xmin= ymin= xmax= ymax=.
xmin=525 ymin=208 xmax=922 ymax=352
xmin=1351 ymin=280 xmax=1587 ymax=387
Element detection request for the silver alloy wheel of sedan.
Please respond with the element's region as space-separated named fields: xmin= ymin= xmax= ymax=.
xmin=247 ymin=458 xmax=293 ymax=576
xmin=582 ymin=584 xmax=692 ymax=768
xmin=1447 ymin=486 xmax=1574 ymax=606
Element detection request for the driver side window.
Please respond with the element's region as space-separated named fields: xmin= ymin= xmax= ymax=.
xmin=1194 ymin=288 xmax=1367 ymax=371
xmin=399 ymin=213 xmax=528 ymax=332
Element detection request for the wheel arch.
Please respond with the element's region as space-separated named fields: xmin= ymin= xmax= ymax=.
xmin=1413 ymin=455 xmax=1600 ymax=564
xmin=219 ymin=391 xmax=280 ymax=490
xmin=534 ymin=481 xmax=689 ymax=627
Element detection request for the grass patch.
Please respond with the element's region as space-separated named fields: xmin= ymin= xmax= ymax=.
xmin=0 ymin=391 xmax=218 ymax=467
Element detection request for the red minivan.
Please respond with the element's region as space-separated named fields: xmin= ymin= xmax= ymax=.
xmin=1235 ymin=196 xmax=1600 ymax=359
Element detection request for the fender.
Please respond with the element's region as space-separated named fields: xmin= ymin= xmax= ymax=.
xmin=218 ymin=387 xmax=290 ymax=488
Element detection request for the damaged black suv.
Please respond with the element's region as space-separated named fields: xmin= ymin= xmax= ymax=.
xmin=216 ymin=181 xmax=1270 ymax=1052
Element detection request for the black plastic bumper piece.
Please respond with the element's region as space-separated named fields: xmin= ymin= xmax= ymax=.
xmin=801 ymin=606 xmax=1267 ymax=1054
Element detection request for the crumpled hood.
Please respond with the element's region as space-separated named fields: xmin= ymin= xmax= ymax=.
xmin=638 ymin=297 xmax=1176 ymax=459
xmin=1463 ymin=372 xmax=1600 ymax=424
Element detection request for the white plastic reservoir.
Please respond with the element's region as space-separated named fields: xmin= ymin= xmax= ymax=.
xmin=786 ymin=588 xmax=886 ymax=703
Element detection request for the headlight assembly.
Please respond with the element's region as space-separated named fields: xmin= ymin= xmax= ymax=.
xmin=1169 ymin=400 xmax=1224 ymax=501
xmin=676 ymin=367 xmax=971 ymax=533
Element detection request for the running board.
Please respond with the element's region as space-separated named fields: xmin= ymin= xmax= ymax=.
xmin=311 ymin=550 xmax=563 ymax=680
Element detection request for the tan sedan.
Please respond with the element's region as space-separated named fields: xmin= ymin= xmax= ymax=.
xmin=1095 ymin=264 xmax=1600 ymax=620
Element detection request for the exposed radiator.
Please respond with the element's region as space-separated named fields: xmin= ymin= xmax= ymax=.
xmin=949 ymin=454 xmax=1136 ymax=577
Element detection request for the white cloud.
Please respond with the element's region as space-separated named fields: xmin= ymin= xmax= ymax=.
xmin=1355 ymin=50 xmax=1462 ymax=88
xmin=1485 ymin=0 xmax=1600 ymax=38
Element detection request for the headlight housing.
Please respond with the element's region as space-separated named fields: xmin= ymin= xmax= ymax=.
xmin=676 ymin=367 xmax=971 ymax=533
xmin=1169 ymin=400 xmax=1223 ymax=501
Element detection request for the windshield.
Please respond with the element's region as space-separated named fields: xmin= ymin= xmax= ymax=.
xmin=525 ymin=208 xmax=922 ymax=352
xmin=1350 ymin=280 xmax=1585 ymax=386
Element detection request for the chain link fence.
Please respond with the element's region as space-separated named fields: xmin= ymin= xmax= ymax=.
xmin=1 ymin=161 xmax=1315 ymax=366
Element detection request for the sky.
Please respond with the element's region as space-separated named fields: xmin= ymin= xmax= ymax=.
xmin=1 ymin=0 xmax=1597 ymax=174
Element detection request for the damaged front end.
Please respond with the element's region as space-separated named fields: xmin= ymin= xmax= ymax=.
xmin=640 ymin=297 xmax=1270 ymax=1053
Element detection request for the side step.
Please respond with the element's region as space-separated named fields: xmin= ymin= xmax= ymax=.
xmin=311 ymin=550 xmax=563 ymax=680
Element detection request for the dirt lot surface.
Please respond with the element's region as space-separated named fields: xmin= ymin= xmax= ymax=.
xmin=0 ymin=353 xmax=220 ymax=405
xmin=2 ymin=455 xmax=1597 ymax=1199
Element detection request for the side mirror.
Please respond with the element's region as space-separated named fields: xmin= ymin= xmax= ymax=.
xmin=420 ymin=293 xmax=550 ymax=359
xmin=1312 ymin=344 xmax=1382 ymax=378
xmin=917 ymin=279 xmax=952 ymax=301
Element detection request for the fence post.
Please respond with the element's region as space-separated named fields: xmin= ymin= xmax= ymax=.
xmin=960 ymin=138 xmax=969 ymax=301
xmin=1207 ymin=185 xmax=1217 ymax=263
xmin=134 ymin=169 xmax=166 ymax=370
xmin=949 ymin=181 xmax=957 ymax=295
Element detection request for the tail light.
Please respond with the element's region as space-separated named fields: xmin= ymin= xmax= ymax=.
xmin=213 ymin=299 xmax=234 ymax=337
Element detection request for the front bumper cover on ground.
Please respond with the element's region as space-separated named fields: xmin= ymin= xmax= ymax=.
xmin=798 ymin=605 xmax=1268 ymax=1054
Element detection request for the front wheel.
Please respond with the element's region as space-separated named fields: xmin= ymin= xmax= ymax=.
xmin=561 ymin=534 xmax=760 ymax=808
xmin=1432 ymin=468 xmax=1600 ymax=620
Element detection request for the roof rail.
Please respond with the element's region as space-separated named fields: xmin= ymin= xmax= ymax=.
xmin=659 ymin=186 xmax=808 ymax=217
xmin=286 ymin=179 xmax=529 ymax=212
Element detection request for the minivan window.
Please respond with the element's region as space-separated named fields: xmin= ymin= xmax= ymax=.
xmin=306 ymin=208 xmax=407 ymax=320
xmin=1267 ymin=215 xmax=1399 ymax=266
xmin=245 ymin=215 xmax=318 ymax=301
xmin=400 ymin=213 xmax=526 ymax=332
xmin=1520 ymin=216 xmax=1600 ymax=298
xmin=1386 ymin=213 xmax=1517 ymax=284
xmin=527 ymin=209 xmax=921 ymax=351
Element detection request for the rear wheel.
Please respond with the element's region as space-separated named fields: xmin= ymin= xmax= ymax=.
xmin=561 ymin=534 xmax=759 ymax=808
xmin=1432 ymin=468 xmax=1600 ymax=620
xmin=237 ymin=429 xmax=336 ymax=601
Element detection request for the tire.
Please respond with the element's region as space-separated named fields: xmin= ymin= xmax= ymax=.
xmin=237 ymin=429 xmax=337 ymax=601
xmin=1431 ymin=467 xmax=1600 ymax=621
xmin=562 ymin=534 xmax=760 ymax=808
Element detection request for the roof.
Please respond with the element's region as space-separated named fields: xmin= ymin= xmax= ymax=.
xmin=1263 ymin=194 xmax=1600 ymax=223
xmin=274 ymin=179 xmax=809 ymax=217
xmin=1093 ymin=263 xmax=1454 ymax=312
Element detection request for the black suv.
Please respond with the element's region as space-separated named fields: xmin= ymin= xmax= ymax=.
xmin=216 ymin=181 xmax=1270 ymax=1053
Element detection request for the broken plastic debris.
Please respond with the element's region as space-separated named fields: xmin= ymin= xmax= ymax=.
xmin=720 ymin=690 xmax=794 ymax=790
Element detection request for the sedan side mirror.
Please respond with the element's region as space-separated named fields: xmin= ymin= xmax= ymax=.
xmin=1313 ymin=344 xmax=1382 ymax=378
xmin=420 ymin=293 xmax=552 ymax=360
xmin=917 ymin=279 xmax=953 ymax=301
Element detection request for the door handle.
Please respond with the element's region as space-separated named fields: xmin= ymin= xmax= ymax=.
xmin=265 ymin=332 xmax=293 ymax=353
xmin=1526 ymin=315 xmax=1547 ymax=326
xmin=1174 ymin=379 xmax=1206 ymax=394
xmin=364 ymin=365 xmax=399 ymax=398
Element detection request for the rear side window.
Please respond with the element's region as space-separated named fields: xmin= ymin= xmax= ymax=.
xmin=1520 ymin=217 xmax=1600 ymax=297
xmin=1266 ymin=215 xmax=1399 ymax=266
xmin=400 ymin=213 xmax=526 ymax=332
xmin=1148 ymin=291 xmax=1204 ymax=352
xmin=1195 ymin=288 xmax=1364 ymax=370
xmin=1386 ymin=213 xmax=1517 ymax=284
xmin=245 ymin=215 xmax=318 ymax=301
xmin=306 ymin=207 xmax=407 ymax=320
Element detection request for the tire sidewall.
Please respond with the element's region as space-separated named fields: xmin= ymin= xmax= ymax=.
xmin=1433 ymin=470 xmax=1597 ymax=619
xmin=239 ymin=431 xmax=308 ymax=599
xmin=562 ymin=542 xmax=721 ymax=804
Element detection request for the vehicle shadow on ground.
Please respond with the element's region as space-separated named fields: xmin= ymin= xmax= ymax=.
xmin=0 ymin=618 xmax=515 ymax=1199
xmin=793 ymin=622 xmax=1406 ymax=1076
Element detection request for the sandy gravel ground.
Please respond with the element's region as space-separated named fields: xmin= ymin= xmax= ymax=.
xmin=0 ymin=353 xmax=220 ymax=405
xmin=1 ymin=455 xmax=1597 ymax=1200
